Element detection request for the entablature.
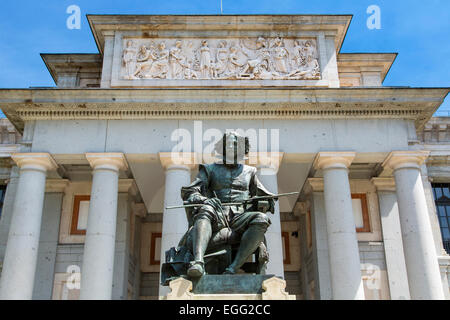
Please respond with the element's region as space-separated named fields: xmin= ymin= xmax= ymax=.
xmin=0 ymin=87 xmax=447 ymax=133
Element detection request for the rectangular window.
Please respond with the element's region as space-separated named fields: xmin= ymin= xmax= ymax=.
xmin=352 ymin=193 xmax=371 ymax=232
xmin=432 ymin=183 xmax=450 ymax=254
xmin=150 ymin=233 xmax=162 ymax=265
xmin=70 ymin=195 xmax=90 ymax=235
xmin=281 ymin=231 xmax=291 ymax=265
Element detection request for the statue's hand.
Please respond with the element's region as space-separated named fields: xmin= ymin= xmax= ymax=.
xmin=204 ymin=197 xmax=222 ymax=208
xmin=268 ymin=198 xmax=276 ymax=214
xmin=188 ymin=194 xmax=208 ymax=204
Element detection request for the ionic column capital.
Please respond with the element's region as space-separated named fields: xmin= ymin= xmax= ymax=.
xmin=382 ymin=151 xmax=430 ymax=171
xmin=303 ymin=178 xmax=324 ymax=194
xmin=371 ymin=177 xmax=396 ymax=192
xmin=11 ymin=153 xmax=58 ymax=172
xmin=85 ymin=153 xmax=128 ymax=172
xmin=313 ymin=152 xmax=356 ymax=170
xmin=159 ymin=152 xmax=197 ymax=171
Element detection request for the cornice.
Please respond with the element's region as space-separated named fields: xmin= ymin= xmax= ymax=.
xmin=1 ymin=88 xmax=447 ymax=134
xmin=87 ymin=14 xmax=352 ymax=55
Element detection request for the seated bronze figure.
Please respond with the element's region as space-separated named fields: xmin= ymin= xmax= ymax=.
xmin=161 ymin=132 xmax=279 ymax=285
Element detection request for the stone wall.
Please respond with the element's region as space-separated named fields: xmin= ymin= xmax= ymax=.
xmin=139 ymin=272 xmax=159 ymax=300
xmin=0 ymin=118 xmax=21 ymax=145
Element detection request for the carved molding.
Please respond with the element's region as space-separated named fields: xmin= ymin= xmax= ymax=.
xmin=15 ymin=108 xmax=423 ymax=121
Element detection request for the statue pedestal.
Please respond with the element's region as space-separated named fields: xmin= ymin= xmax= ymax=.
xmin=164 ymin=275 xmax=296 ymax=300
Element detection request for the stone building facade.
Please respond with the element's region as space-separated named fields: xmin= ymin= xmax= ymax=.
xmin=0 ymin=15 xmax=448 ymax=300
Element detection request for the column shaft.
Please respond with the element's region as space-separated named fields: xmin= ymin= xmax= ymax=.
xmin=158 ymin=154 xmax=193 ymax=297
xmin=383 ymin=151 xmax=445 ymax=299
xmin=394 ymin=167 xmax=444 ymax=299
xmin=0 ymin=153 xmax=56 ymax=299
xmin=314 ymin=152 xmax=365 ymax=300
xmin=257 ymin=170 xmax=284 ymax=278
xmin=323 ymin=168 xmax=365 ymax=299
xmin=372 ymin=178 xmax=410 ymax=300
xmin=160 ymin=166 xmax=191 ymax=260
xmin=80 ymin=153 xmax=127 ymax=300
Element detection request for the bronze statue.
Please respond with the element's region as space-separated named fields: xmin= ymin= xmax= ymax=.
xmin=161 ymin=132 xmax=294 ymax=285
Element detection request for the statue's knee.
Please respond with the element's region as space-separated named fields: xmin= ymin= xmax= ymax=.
xmin=194 ymin=214 xmax=212 ymax=226
xmin=249 ymin=215 xmax=270 ymax=232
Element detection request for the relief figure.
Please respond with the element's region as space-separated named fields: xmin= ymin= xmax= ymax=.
xmin=199 ymin=40 xmax=213 ymax=79
xmin=122 ymin=40 xmax=137 ymax=79
xmin=148 ymin=42 xmax=169 ymax=79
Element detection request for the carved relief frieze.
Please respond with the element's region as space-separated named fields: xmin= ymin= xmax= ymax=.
xmin=121 ymin=37 xmax=321 ymax=81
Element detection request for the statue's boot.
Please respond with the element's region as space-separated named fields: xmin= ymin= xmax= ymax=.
xmin=224 ymin=224 xmax=267 ymax=274
xmin=187 ymin=261 xmax=205 ymax=278
xmin=187 ymin=218 xmax=212 ymax=278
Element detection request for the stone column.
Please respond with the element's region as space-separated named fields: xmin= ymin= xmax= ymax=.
xmin=159 ymin=152 xmax=196 ymax=297
xmin=0 ymin=153 xmax=57 ymax=300
xmin=301 ymin=178 xmax=332 ymax=300
xmin=255 ymin=152 xmax=284 ymax=278
xmin=294 ymin=201 xmax=313 ymax=300
xmin=80 ymin=153 xmax=128 ymax=300
xmin=383 ymin=151 xmax=445 ymax=299
xmin=313 ymin=152 xmax=365 ymax=300
xmin=371 ymin=178 xmax=410 ymax=300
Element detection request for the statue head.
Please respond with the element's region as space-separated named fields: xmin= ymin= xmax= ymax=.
xmin=139 ymin=45 xmax=146 ymax=53
xmin=274 ymin=37 xmax=283 ymax=47
xmin=214 ymin=132 xmax=250 ymax=164
xmin=256 ymin=37 xmax=267 ymax=49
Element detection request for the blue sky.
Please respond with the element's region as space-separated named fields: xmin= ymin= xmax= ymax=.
xmin=0 ymin=0 xmax=449 ymax=115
